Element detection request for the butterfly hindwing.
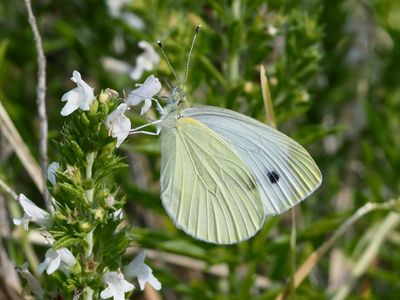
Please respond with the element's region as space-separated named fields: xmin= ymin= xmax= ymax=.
xmin=160 ymin=116 xmax=265 ymax=244
xmin=181 ymin=106 xmax=322 ymax=215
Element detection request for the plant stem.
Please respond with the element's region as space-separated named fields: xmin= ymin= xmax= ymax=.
xmin=0 ymin=178 xmax=18 ymax=201
xmin=22 ymin=231 xmax=40 ymax=278
xmin=229 ymin=0 xmax=241 ymax=83
xmin=229 ymin=54 xmax=239 ymax=83
xmin=275 ymin=198 xmax=400 ymax=300
xmin=85 ymin=152 xmax=95 ymax=257
xmin=289 ymin=208 xmax=297 ymax=300
xmin=85 ymin=152 xmax=95 ymax=258
xmin=84 ymin=152 xmax=96 ymax=297
xmin=0 ymin=100 xmax=43 ymax=193
xmin=260 ymin=65 xmax=277 ymax=127
xmin=85 ymin=152 xmax=95 ymax=203
xmin=23 ymin=0 xmax=50 ymax=212
xmin=331 ymin=212 xmax=400 ymax=300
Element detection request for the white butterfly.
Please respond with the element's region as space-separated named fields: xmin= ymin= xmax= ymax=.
xmin=129 ymin=28 xmax=322 ymax=244
xmin=130 ymin=85 xmax=322 ymax=244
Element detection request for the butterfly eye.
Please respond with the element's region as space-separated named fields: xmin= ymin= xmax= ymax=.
xmin=267 ymin=171 xmax=280 ymax=184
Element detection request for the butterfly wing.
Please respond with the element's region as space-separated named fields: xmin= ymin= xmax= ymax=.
xmin=160 ymin=116 xmax=265 ymax=244
xmin=181 ymin=106 xmax=322 ymax=215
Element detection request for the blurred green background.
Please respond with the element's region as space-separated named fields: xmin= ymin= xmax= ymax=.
xmin=1 ymin=0 xmax=400 ymax=299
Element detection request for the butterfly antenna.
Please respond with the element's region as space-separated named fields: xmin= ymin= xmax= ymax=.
xmin=183 ymin=25 xmax=201 ymax=90
xmin=157 ymin=41 xmax=179 ymax=83
xmin=163 ymin=78 xmax=172 ymax=90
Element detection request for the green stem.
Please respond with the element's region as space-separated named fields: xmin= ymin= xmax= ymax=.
xmin=229 ymin=0 xmax=241 ymax=83
xmin=85 ymin=152 xmax=95 ymax=203
xmin=85 ymin=230 xmax=94 ymax=258
xmin=229 ymin=55 xmax=239 ymax=83
xmin=232 ymin=0 xmax=241 ymax=19
xmin=289 ymin=209 xmax=297 ymax=300
xmin=85 ymin=152 xmax=95 ymax=258
xmin=84 ymin=152 xmax=95 ymax=297
xmin=22 ymin=230 xmax=40 ymax=277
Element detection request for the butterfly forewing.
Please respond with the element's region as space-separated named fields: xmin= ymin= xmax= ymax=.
xmin=181 ymin=106 xmax=322 ymax=215
xmin=160 ymin=116 xmax=265 ymax=244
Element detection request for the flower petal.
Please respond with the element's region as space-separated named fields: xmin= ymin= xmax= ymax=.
xmin=140 ymin=99 xmax=152 ymax=115
xmin=18 ymin=194 xmax=49 ymax=220
xmin=38 ymin=261 xmax=48 ymax=274
xmin=13 ymin=218 xmax=23 ymax=226
xmin=124 ymin=251 xmax=161 ymax=290
xmin=141 ymin=75 xmax=162 ymax=97
xmin=105 ymin=103 xmax=131 ymax=148
xmin=129 ymin=64 xmax=144 ymax=81
xmin=136 ymin=55 xmax=153 ymax=72
xmin=124 ymin=251 xmax=145 ymax=278
xmin=100 ymin=287 xmax=113 ymax=299
xmin=46 ymin=251 xmax=61 ymax=275
xmin=114 ymin=117 xmax=131 ymax=147
xmin=121 ymin=12 xmax=145 ymax=30
xmin=61 ymin=71 xmax=94 ymax=115
xmin=113 ymin=275 xmax=134 ymax=291
xmin=101 ymin=271 xmax=134 ymax=300
xmin=126 ymin=75 xmax=161 ymax=107
xmin=58 ymin=248 xmax=76 ymax=267
xmin=61 ymin=90 xmax=80 ymax=116
xmin=47 ymin=162 xmax=60 ymax=185
xmin=102 ymin=57 xmax=132 ymax=75
xmin=146 ymin=272 xmax=162 ymax=291
xmin=138 ymin=41 xmax=160 ymax=65
xmin=129 ymin=41 xmax=160 ymax=80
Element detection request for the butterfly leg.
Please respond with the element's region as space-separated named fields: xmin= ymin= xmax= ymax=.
xmin=130 ymin=130 xmax=159 ymax=136
xmin=129 ymin=119 xmax=161 ymax=133
xmin=152 ymin=98 xmax=165 ymax=115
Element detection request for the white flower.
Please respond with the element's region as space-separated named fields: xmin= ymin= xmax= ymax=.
xmin=113 ymin=208 xmax=124 ymax=220
xmin=106 ymin=0 xmax=128 ymax=17
xmin=61 ymin=70 xmax=95 ymax=116
xmin=126 ymin=75 xmax=162 ymax=115
xmin=47 ymin=161 xmax=60 ymax=185
xmin=101 ymin=57 xmax=132 ymax=75
xmin=106 ymin=0 xmax=144 ymax=30
xmin=105 ymin=103 xmax=131 ymax=147
xmin=130 ymin=41 xmax=160 ymax=80
xmin=13 ymin=194 xmax=52 ymax=230
xmin=124 ymin=251 xmax=161 ymax=291
xmin=39 ymin=248 xmax=76 ymax=275
xmin=121 ymin=12 xmax=145 ymax=30
xmin=267 ymin=25 xmax=278 ymax=36
xmin=100 ymin=271 xmax=134 ymax=300
xmin=16 ymin=263 xmax=44 ymax=299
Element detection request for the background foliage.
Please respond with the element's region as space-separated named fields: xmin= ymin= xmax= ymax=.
xmin=1 ymin=0 xmax=400 ymax=299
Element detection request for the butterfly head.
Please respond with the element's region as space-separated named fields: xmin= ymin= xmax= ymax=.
xmin=168 ymin=87 xmax=186 ymax=105
xmin=163 ymin=86 xmax=186 ymax=114
xmin=158 ymin=25 xmax=201 ymax=113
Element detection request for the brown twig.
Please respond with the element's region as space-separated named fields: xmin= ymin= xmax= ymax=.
xmin=331 ymin=212 xmax=400 ymax=300
xmin=0 ymin=178 xmax=18 ymax=201
xmin=0 ymin=195 xmax=22 ymax=299
xmin=23 ymin=0 xmax=51 ymax=212
xmin=275 ymin=199 xmax=400 ymax=300
xmin=0 ymin=101 xmax=43 ymax=192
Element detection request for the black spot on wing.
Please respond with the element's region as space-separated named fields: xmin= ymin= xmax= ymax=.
xmin=267 ymin=171 xmax=280 ymax=184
